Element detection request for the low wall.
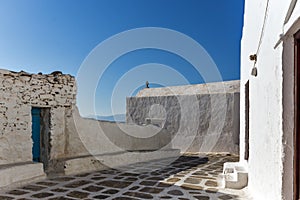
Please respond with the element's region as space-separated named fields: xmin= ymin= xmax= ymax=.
xmin=127 ymin=83 xmax=240 ymax=154
xmin=65 ymin=107 xmax=172 ymax=156
xmin=47 ymin=106 xmax=177 ymax=174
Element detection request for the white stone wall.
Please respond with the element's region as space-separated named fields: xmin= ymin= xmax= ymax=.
xmin=240 ymin=0 xmax=300 ymax=199
xmin=127 ymin=81 xmax=240 ymax=154
xmin=0 ymin=69 xmax=76 ymax=165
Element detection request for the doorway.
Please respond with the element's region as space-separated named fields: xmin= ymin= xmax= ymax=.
xmin=31 ymin=107 xmax=51 ymax=170
xmin=245 ymin=81 xmax=250 ymax=160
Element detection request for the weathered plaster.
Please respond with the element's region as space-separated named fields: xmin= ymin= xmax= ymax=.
xmin=0 ymin=69 xmax=76 ymax=165
xmin=127 ymin=81 xmax=240 ymax=154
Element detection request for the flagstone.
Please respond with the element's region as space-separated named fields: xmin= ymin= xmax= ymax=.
xmin=0 ymin=153 xmax=249 ymax=199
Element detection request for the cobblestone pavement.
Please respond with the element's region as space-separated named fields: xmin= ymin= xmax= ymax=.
xmin=0 ymin=153 xmax=250 ymax=200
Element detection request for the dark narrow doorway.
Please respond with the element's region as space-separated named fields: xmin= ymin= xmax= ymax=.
xmin=31 ymin=107 xmax=51 ymax=170
xmin=294 ymin=30 xmax=300 ymax=200
xmin=245 ymin=81 xmax=249 ymax=160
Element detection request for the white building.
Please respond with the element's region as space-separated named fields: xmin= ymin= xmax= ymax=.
xmin=238 ymin=0 xmax=300 ymax=199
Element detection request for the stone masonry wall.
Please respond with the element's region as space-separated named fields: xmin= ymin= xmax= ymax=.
xmin=0 ymin=69 xmax=76 ymax=165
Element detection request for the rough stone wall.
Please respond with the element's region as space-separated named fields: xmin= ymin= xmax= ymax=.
xmin=0 ymin=69 xmax=76 ymax=165
xmin=127 ymin=81 xmax=240 ymax=154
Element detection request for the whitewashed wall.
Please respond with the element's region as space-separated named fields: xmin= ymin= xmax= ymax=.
xmin=128 ymin=81 xmax=240 ymax=154
xmin=66 ymin=107 xmax=173 ymax=156
xmin=240 ymin=0 xmax=300 ymax=199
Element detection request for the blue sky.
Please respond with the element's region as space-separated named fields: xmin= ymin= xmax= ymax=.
xmin=0 ymin=0 xmax=244 ymax=116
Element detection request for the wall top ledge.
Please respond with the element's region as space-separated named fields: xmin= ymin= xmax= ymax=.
xmin=136 ymin=80 xmax=240 ymax=97
xmin=0 ymin=68 xmax=74 ymax=79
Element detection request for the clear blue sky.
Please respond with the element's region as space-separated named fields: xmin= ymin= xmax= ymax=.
xmin=0 ymin=0 xmax=244 ymax=116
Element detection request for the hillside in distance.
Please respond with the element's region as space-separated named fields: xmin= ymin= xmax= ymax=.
xmin=86 ymin=114 xmax=126 ymax=122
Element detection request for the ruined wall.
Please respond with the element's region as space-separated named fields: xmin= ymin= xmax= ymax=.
xmin=0 ymin=69 xmax=76 ymax=165
xmin=127 ymin=81 xmax=240 ymax=154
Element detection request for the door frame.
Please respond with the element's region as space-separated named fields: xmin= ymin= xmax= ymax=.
xmin=294 ymin=30 xmax=300 ymax=200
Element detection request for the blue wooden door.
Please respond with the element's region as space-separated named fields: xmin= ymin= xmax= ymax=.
xmin=32 ymin=107 xmax=41 ymax=162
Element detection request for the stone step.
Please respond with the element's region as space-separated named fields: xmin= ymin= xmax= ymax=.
xmin=0 ymin=162 xmax=46 ymax=189
xmin=221 ymin=162 xmax=248 ymax=189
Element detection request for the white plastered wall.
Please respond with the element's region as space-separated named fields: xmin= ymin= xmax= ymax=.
xmin=239 ymin=0 xmax=300 ymax=199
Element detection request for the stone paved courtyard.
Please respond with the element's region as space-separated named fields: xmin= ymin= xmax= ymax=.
xmin=0 ymin=153 xmax=250 ymax=200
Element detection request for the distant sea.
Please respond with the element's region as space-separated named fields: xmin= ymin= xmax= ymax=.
xmin=86 ymin=114 xmax=126 ymax=122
